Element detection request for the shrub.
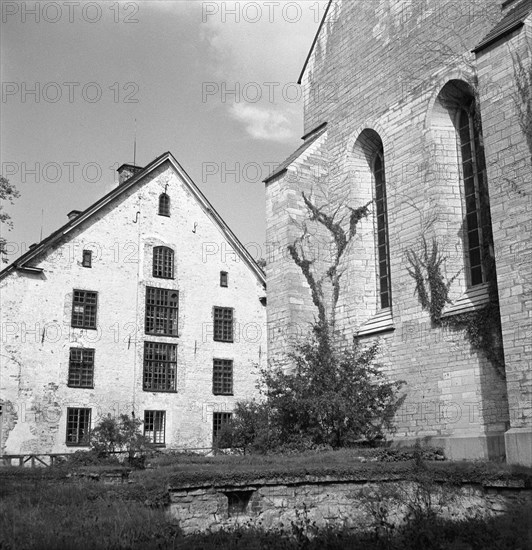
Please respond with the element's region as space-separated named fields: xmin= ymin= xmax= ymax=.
xmin=90 ymin=414 xmax=153 ymax=466
xmin=224 ymin=329 xmax=405 ymax=453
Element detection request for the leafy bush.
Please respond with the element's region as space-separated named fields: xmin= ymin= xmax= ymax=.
xmin=90 ymin=414 xmax=153 ymax=466
xmin=224 ymin=329 xmax=405 ymax=453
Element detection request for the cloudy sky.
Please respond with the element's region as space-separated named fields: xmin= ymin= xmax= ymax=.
xmin=1 ymin=0 xmax=327 ymax=264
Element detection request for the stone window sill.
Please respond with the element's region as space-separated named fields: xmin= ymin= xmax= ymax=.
xmin=441 ymin=283 xmax=490 ymax=318
xmin=357 ymin=308 xmax=395 ymax=337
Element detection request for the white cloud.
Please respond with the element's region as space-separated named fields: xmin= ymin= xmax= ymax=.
xmin=230 ymin=103 xmax=295 ymax=142
xmin=200 ymin=1 xmax=327 ymax=140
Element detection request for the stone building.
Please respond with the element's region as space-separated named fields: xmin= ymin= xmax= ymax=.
xmin=265 ymin=0 xmax=532 ymax=464
xmin=0 ymin=151 xmax=267 ymax=456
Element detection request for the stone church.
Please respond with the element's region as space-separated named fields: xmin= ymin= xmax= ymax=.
xmin=265 ymin=0 xmax=532 ymax=465
xmin=0 ymin=152 xmax=266 ymax=457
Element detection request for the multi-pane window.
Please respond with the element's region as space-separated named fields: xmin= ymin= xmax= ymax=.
xmin=373 ymin=151 xmax=392 ymax=309
xmin=66 ymin=407 xmax=91 ymax=446
xmin=82 ymin=250 xmax=92 ymax=268
xmin=143 ymin=342 xmax=177 ymax=392
xmin=220 ymin=271 xmax=228 ymax=287
xmin=68 ymin=348 xmax=95 ymax=388
xmin=144 ymin=410 xmax=166 ymax=446
xmin=213 ymin=359 xmax=233 ymax=395
xmin=71 ymin=290 xmax=98 ymax=329
xmin=153 ymin=246 xmax=174 ymax=279
xmin=213 ymin=307 xmax=233 ymax=342
xmin=158 ymin=193 xmax=170 ymax=217
xmin=458 ymin=107 xmax=490 ymax=287
xmin=145 ymin=287 xmax=179 ymax=336
xmin=213 ymin=412 xmax=232 ymax=446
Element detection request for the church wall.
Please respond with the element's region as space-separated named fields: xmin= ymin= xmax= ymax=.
xmin=266 ymin=0 xmax=524 ymax=460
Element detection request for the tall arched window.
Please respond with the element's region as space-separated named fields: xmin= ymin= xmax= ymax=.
xmin=457 ymin=105 xmax=491 ymax=287
xmin=158 ymin=193 xmax=170 ymax=217
xmin=373 ymin=149 xmax=392 ymax=309
xmin=153 ymin=246 xmax=174 ymax=279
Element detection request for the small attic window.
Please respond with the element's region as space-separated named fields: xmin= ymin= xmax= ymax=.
xmin=220 ymin=271 xmax=228 ymax=287
xmin=158 ymin=193 xmax=170 ymax=217
xmin=82 ymin=250 xmax=92 ymax=268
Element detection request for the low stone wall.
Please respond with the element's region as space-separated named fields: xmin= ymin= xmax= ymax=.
xmin=168 ymin=475 xmax=532 ymax=534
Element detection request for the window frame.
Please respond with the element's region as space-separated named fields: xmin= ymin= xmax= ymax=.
xmin=372 ymin=150 xmax=392 ymax=311
xmin=213 ymin=412 xmax=232 ymax=447
xmin=212 ymin=359 xmax=234 ymax=395
xmin=143 ymin=341 xmax=178 ymax=393
xmin=67 ymin=347 xmax=95 ymax=388
xmin=145 ymin=287 xmax=179 ymax=337
xmin=66 ymin=407 xmax=91 ymax=446
xmin=152 ymin=246 xmax=174 ymax=279
xmin=144 ymin=410 xmax=166 ymax=446
xmin=82 ymin=250 xmax=92 ymax=268
xmin=213 ymin=306 xmax=234 ymax=343
xmin=71 ymin=289 xmax=98 ymax=329
xmin=158 ymin=193 xmax=170 ymax=217
xmin=456 ymin=106 xmax=490 ymax=288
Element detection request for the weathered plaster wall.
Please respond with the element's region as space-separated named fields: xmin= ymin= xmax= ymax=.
xmin=0 ymin=161 xmax=266 ymax=453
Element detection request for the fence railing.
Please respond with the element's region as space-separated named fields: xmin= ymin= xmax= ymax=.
xmin=0 ymin=447 xmax=217 ymax=468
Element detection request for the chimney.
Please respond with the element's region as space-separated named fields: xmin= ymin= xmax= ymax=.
xmin=67 ymin=210 xmax=81 ymax=221
xmin=117 ymin=163 xmax=143 ymax=185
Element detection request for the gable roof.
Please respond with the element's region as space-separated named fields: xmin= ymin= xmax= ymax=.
xmin=0 ymin=152 xmax=266 ymax=286
xmin=263 ymin=122 xmax=328 ymax=184
xmin=298 ymin=0 xmax=334 ymax=84
xmin=473 ymin=0 xmax=532 ymax=53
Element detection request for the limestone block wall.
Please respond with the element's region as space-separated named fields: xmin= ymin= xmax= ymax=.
xmin=475 ymin=22 xmax=532 ymax=465
xmin=265 ymin=0 xmax=523 ymax=459
xmin=0 ymin=160 xmax=266 ymax=454
xmin=169 ymin=476 xmax=532 ymax=535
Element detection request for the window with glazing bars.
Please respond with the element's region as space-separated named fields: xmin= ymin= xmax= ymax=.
xmin=144 ymin=410 xmax=166 ymax=445
xmin=213 ymin=412 xmax=232 ymax=446
xmin=158 ymin=193 xmax=170 ymax=217
xmin=143 ymin=342 xmax=177 ymax=392
xmin=68 ymin=348 xmax=95 ymax=388
xmin=82 ymin=250 xmax=92 ymax=268
xmin=145 ymin=287 xmax=179 ymax=336
xmin=213 ymin=307 xmax=233 ymax=342
xmin=66 ymin=407 xmax=91 ymax=445
xmin=213 ymin=359 xmax=233 ymax=395
xmin=458 ymin=107 xmax=491 ymax=287
xmin=153 ymin=246 xmax=174 ymax=279
xmin=71 ymin=290 xmax=98 ymax=329
xmin=373 ymin=152 xmax=392 ymax=309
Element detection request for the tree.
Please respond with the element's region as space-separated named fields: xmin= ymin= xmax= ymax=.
xmin=228 ymin=191 xmax=405 ymax=451
xmin=0 ymin=176 xmax=20 ymax=263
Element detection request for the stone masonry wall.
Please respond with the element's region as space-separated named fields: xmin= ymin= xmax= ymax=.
xmin=264 ymin=0 xmax=531 ymax=461
xmin=169 ymin=476 xmax=532 ymax=534
xmin=0 ymin=160 xmax=266 ymax=454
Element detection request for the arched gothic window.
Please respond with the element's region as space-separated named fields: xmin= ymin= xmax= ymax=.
xmin=373 ymin=149 xmax=392 ymax=309
xmin=153 ymin=246 xmax=174 ymax=279
xmin=457 ymin=105 xmax=491 ymax=287
xmin=158 ymin=193 xmax=170 ymax=217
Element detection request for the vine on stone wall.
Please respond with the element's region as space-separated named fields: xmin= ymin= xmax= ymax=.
xmin=512 ymin=41 xmax=532 ymax=161
xmin=406 ymin=239 xmax=505 ymax=379
xmin=406 ymin=237 xmax=459 ymax=325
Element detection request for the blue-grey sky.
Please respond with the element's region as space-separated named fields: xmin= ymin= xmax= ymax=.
xmin=1 ymin=0 xmax=327 ymax=264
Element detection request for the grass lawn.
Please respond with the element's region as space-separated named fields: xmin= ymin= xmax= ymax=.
xmin=1 ymin=449 xmax=531 ymax=549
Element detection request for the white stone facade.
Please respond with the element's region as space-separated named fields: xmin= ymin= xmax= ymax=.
xmin=0 ymin=154 xmax=267 ymax=454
